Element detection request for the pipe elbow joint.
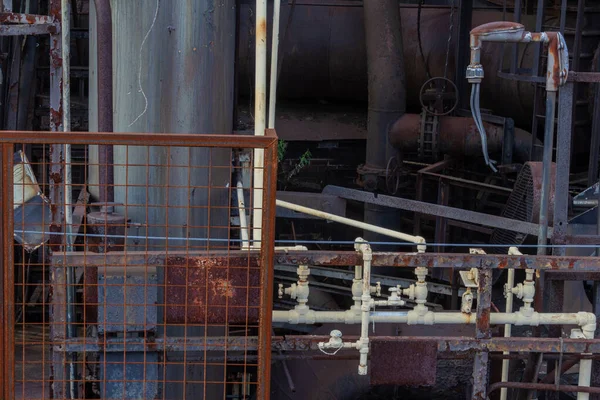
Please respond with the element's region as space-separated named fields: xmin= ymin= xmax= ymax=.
xmin=577 ymin=312 xmax=597 ymax=338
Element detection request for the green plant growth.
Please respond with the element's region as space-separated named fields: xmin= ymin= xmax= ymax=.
xmin=278 ymin=140 xmax=288 ymax=162
xmin=287 ymin=149 xmax=312 ymax=180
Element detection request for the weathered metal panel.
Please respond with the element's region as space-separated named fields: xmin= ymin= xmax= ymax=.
xmin=370 ymin=340 xmax=437 ymax=386
xmin=98 ymin=272 xmax=158 ymax=334
xmin=99 ymin=352 xmax=159 ymax=399
xmin=165 ymin=256 xmax=261 ymax=324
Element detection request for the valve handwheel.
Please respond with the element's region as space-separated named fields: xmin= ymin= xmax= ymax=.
xmin=385 ymin=156 xmax=401 ymax=195
xmin=419 ymin=77 xmax=458 ymax=116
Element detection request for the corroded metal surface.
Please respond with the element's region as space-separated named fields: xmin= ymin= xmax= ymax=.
xmin=56 ymin=249 xmax=600 ymax=271
xmin=165 ymin=256 xmax=261 ymax=324
xmin=371 ymin=340 xmax=437 ymax=386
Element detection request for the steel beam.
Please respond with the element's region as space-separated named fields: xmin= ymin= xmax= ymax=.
xmin=322 ymin=185 xmax=552 ymax=238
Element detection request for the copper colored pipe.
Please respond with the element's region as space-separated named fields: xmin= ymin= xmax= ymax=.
xmin=94 ymin=0 xmax=114 ymax=203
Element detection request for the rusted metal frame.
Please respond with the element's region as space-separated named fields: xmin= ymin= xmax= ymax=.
xmin=563 ymin=235 xmax=600 ymax=245
xmin=0 ymin=23 xmax=59 ymax=36
xmin=54 ymin=334 xmax=600 ymax=355
xmin=323 ymin=185 xmax=551 ymax=237
xmin=413 ymin=159 xmax=450 ymax=237
xmin=471 ymin=268 xmax=492 ymax=400
xmin=489 ymin=382 xmax=600 ymax=395
xmin=257 ymin=138 xmax=277 ymax=400
xmin=0 ymin=144 xmax=13 ymax=400
xmin=552 ymin=82 xmax=574 ymax=254
xmin=0 ymin=130 xmax=276 ymax=148
xmin=545 ymin=271 xmax=600 ymax=281
xmin=0 ymin=12 xmax=55 ymax=24
xmin=276 ymin=336 xmax=600 ymax=354
xmin=57 ymin=250 xmax=600 ymax=271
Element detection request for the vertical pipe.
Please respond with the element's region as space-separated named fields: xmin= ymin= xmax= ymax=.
xmin=362 ymin=0 xmax=405 ymax=244
xmin=536 ymin=91 xmax=556 ymax=255
xmin=93 ymin=0 xmax=114 ymax=203
xmin=61 ymin=1 xmax=77 ymax=398
xmin=237 ymin=181 xmax=249 ymax=249
xmin=252 ymin=0 xmax=267 ymax=247
xmin=268 ymin=0 xmax=281 ymax=129
xmin=500 ymin=267 xmax=515 ymax=400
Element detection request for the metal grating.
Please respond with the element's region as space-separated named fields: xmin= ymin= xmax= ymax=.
xmin=1 ymin=130 xmax=278 ymax=400
xmin=489 ymin=162 xmax=556 ymax=254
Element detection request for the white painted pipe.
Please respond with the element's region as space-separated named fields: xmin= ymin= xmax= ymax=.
xmin=500 ymin=267 xmax=514 ymax=400
xmin=268 ymin=0 xmax=282 ymax=129
xmin=252 ymin=0 xmax=268 ymax=248
xmin=236 ymin=181 xmax=249 ymax=249
xmin=276 ymin=199 xmax=427 ymax=251
xmin=356 ymin=239 xmax=372 ymax=375
xmin=273 ymin=309 xmax=596 ymax=330
xmin=578 ymin=358 xmax=592 ymax=400
xmin=502 ymin=247 xmax=521 ymax=400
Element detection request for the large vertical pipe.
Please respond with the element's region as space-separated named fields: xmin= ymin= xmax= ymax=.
xmin=362 ymin=0 xmax=405 ymax=244
xmin=252 ymin=0 xmax=267 ymax=247
xmin=93 ymin=0 xmax=113 ymax=204
xmin=90 ymin=2 xmax=236 ymax=398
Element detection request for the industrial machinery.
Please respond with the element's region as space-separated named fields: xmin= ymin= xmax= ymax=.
xmin=1 ymin=0 xmax=600 ymax=399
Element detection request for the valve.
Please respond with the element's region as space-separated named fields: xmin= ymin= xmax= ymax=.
xmin=461 ymin=289 xmax=474 ymax=314
xmin=370 ymin=282 xmax=382 ymax=297
xmin=278 ymin=283 xmax=298 ymax=300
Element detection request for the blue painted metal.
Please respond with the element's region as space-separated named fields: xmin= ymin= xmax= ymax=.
xmin=98 ymin=273 xmax=158 ymax=334
xmin=99 ymin=352 xmax=159 ymax=399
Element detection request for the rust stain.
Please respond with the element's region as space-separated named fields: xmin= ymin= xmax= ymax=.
xmin=257 ymin=17 xmax=267 ymax=39
xmin=470 ymin=21 xmax=524 ymax=35
xmin=212 ymin=279 xmax=235 ymax=298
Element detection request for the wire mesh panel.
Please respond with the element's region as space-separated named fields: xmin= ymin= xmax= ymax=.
xmin=0 ymin=131 xmax=277 ymax=400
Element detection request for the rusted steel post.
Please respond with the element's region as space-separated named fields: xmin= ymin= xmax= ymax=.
xmin=472 ymin=268 xmax=492 ymax=400
xmin=93 ymin=0 xmax=114 ymax=203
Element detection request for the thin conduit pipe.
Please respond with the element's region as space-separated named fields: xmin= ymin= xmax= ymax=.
xmin=276 ymin=199 xmax=427 ymax=251
xmin=268 ymin=0 xmax=281 ymax=129
xmin=61 ymin=1 xmax=77 ymax=397
xmin=252 ymin=0 xmax=267 ymax=248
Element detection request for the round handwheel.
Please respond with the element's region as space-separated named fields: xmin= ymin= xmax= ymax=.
xmin=386 ymin=156 xmax=401 ymax=195
xmin=419 ymin=77 xmax=459 ymax=116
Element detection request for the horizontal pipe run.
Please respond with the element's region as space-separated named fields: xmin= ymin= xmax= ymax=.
xmin=276 ymin=199 xmax=426 ymax=249
xmin=272 ymin=309 xmax=596 ymax=332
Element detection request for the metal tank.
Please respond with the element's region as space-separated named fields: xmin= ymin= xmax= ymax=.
xmin=88 ymin=1 xmax=236 ymax=398
xmin=238 ymin=4 xmax=538 ymax=127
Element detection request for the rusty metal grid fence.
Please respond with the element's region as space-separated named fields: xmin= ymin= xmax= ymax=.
xmin=0 ymin=130 xmax=278 ymax=400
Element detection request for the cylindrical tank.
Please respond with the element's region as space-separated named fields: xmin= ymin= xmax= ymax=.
xmin=89 ymin=0 xmax=236 ymax=247
xmin=88 ymin=2 xmax=236 ymax=399
xmin=238 ymin=4 xmax=538 ymax=127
